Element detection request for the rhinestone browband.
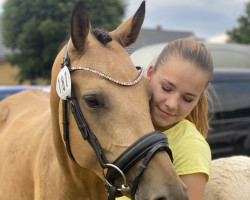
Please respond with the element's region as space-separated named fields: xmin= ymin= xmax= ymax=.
xmin=70 ymin=66 xmax=144 ymax=86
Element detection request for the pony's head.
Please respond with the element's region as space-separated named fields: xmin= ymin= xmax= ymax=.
xmin=50 ymin=1 xmax=188 ymax=199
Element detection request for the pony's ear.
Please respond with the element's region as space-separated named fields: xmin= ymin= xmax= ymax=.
xmin=71 ymin=1 xmax=90 ymax=51
xmin=111 ymin=1 xmax=145 ymax=47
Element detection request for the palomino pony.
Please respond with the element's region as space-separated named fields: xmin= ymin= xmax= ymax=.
xmin=0 ymin=1 xmax=188 ymax=200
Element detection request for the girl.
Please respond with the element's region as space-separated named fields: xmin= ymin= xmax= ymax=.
xmin=119 ymin=39 xmax=214 ymax=200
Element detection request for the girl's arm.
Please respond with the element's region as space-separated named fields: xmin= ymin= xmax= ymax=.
xmin=180 ymin=173 xmax=207 ymax=200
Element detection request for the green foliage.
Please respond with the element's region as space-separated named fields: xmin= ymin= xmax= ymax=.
xmin=227 ymin=2 xmax=250 ymax=44
xmin=1 ymin=0 xmax=126 ymax=82
xmin=82 ymin=0 xmax=126 ymax=30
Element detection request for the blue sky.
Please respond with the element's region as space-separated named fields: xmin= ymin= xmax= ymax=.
xmin=0 ymin=0 xmax=249 ymax=39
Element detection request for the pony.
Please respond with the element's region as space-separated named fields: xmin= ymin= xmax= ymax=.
xmin=0 ymin=1 xmax=188 ymax=200
xmin=205 ymin=156 xmax=250 ymax=200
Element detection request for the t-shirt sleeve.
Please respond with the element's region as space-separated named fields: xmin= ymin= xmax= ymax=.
xmin=172 ymin=136 xmax=211 ymax=181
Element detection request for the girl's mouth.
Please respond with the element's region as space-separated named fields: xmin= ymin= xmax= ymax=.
xmin=158 ymin=107 xmax=174 ymax=118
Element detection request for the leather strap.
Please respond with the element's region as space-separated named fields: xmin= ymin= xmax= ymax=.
xmin=62 ymin=99 xmax=76 ymax=161
xmin=106 ymin=131 xmax=172 ymax=182
xmin=130 ymin=142 xmax=172 ymax=199
xmin=69 ymin=93 xmax=108 ymax=168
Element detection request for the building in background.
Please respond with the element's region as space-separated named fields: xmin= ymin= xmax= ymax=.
xmin=127 ymin=26 xmax=201 ymax=54
xmin=0 ymin=22 xmax=23 ymax=85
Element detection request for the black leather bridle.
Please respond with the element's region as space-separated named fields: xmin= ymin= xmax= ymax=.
xmin=57 ymin=44 xmax=173 ymax=200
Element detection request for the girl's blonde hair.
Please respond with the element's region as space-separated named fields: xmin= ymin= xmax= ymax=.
xmin=186 ymin=90 xmax=211 ymax=138
xmin=154 ymin=39 xmax=214 ymax=138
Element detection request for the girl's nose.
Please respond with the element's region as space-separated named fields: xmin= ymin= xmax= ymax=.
xmin=164 ymin=94 xmax=179 ymax=111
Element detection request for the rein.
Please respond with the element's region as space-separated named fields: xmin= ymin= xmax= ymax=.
xmin=56 ymin=44 xmax=173 ymax=200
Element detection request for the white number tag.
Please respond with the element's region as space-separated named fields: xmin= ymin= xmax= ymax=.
xmin=56 ymin=65 xmax=72 ymax=100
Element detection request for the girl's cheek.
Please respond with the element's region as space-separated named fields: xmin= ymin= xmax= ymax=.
xmin=183 ymin=103 xmax=196 ymax=113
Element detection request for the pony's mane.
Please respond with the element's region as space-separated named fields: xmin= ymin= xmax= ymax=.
xmin=91 ymin=28 xmax=112 ymax=45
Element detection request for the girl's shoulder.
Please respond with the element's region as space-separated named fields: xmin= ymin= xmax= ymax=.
xmin=164 ymin=119 xmax=203 ymax=142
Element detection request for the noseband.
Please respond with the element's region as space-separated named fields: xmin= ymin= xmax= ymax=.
xmin=56 ymin=44 xmax=173 ymax=200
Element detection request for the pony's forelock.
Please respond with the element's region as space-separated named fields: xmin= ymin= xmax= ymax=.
xmin=91 ymin=28 xmax=112 ymax=45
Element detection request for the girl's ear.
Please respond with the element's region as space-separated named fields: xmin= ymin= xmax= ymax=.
xmin=147 ymin=65 xmax=154 ymax=82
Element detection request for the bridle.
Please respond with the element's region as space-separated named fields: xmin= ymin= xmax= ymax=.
xmin=56 ymin=44 xmax=173 ymax=200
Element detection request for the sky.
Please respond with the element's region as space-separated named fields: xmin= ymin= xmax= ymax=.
xmin=124 ymin=0 xmax=249 ymax=39
xmin=0 ymin=0 xmax=249 ymax=39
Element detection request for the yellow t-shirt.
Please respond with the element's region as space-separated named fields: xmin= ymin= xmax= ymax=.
xmin=116 ymin=120 xmax=211 ymax=200
xmin=164 ymin=119 xmax=211 ymax=178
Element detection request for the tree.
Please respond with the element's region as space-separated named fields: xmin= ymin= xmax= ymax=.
xmin=1 ymin=0 xmax=125 ymax=83
xmin=227 ymin=1 xmax=250 ymax=44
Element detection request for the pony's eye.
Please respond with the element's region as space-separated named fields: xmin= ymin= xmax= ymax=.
xmin=83 ymin=96 xmax=103 ymax=109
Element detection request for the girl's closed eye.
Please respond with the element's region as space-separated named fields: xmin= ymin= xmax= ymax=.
xmin=162 ymin=85 xmax=171 ymax=92
xmin=183 ymin=96 xmax=193 ymax=103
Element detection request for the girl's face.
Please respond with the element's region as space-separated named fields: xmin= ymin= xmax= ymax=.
xmin=147 ymin=56 xmax=210 ymax=131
